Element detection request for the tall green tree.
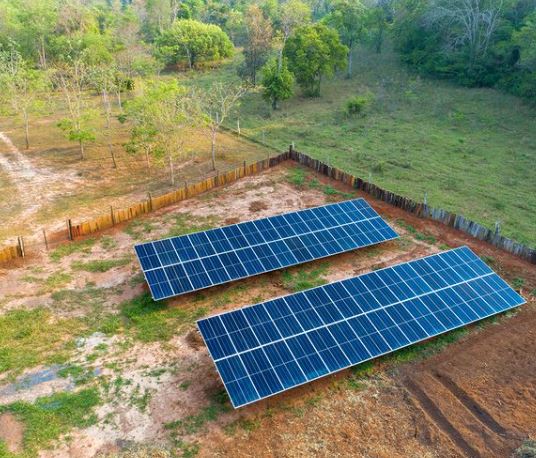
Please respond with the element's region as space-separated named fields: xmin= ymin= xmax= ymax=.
xmin=156 ymin=19 xmax=233 ymax=69
xmin=284 ymin=23 xmax=347 ymax=96
xmin=242 ymin=5 xmax=273 ymax=85
xmin=261 ymin=57 xmax=294 ymax=109
xmin=123 ymin=80 xmax=193 ymax=182
xmin=324 ymin=0 xmax=366 ymax=78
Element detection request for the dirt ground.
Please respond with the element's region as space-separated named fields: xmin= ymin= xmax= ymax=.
xmin=0 ymin=163 xmax=534 ymax=458
xmin=0 ymin=124 xmax=272 ymax=243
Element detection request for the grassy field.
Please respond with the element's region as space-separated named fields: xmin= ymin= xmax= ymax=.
xmin=184 ymin=46 xmax=536 ymax=247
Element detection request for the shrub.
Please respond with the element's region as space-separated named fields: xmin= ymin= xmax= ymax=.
xmin=345 ymin=93 xmax=373 ymax=116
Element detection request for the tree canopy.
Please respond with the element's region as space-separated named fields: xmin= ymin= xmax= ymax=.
xmin=155 ymin=19 xmax=233 ymax=68
xmin=284 ymin=22 xmax=347 ymax=96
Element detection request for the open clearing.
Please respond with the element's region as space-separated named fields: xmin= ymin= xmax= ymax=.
xmin=0 ymin=99 xmax=272 ymax=243
xmin=0 ymin=162 xmax=534 ymax=457
xmin=187 ymin=46 xmax=536 ymax=247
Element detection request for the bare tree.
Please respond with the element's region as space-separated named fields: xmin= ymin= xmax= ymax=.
xmin=196 ymin=83 xmax=247 ymax=170
xmin=53 ymin=59 xmax=97 ymax=160
xmin=0 ymin=48 xmax=48 ymax=150
xmin=425 ymin=0 xmax=503 ymax=67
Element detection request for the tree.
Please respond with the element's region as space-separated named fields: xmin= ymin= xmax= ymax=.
xmin=324 ymin=0 xmax=366 ymax=78
xmin=242 ymin=5 xmax=273 ymax=85
xmin=284 ymin=23 xmax=347 ymax=96
xmin=123 ymin=80 xmax=193 ymax=183
xmin=261 ymin=57 xmax=294 ymax=109
xmin=195 ymin=82 xmax=247 ymax=170
xmin=12 ymin=0 xmax=57 ymax=68
xmin=425 ymin=0 xmax=503 ymax=68
xmin=365 ymin=0 xmax=393 ymax=54
xmin=279 ymin=0 xmax=312 ymax=44
xmin=156 ymin=19 xmax=233 ymax=69
xmin=0 ymin=48 xmax=48 ymax=149
xmin=277 ymin=0 xmax=312 ymax=68
xmin=53 ymin=59 xmax=98 ymax=160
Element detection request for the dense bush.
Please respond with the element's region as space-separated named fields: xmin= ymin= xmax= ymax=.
xmin=345 ymin=93 xmax=373 ymax=116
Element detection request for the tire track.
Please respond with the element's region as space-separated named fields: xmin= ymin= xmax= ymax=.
xmin=405 ymin=378 xmax=481 ymax=458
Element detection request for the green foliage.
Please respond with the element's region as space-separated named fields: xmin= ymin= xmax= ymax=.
xmin=514 ymin=440 xmax=536 ymax=458
xmin=281 ymin=264 xmax=329 ymax=292
xmin=0 ymin=308 xmax=84 ymax=378
xmin=261 ymin=57 xmax=294 ymax=109
xmin=240 ymin=4 xmax=273 ymax=85
xmin=49 ymin=238 xmax=96 ymax=261
xmin=57 ymin=116 xmax=96 ymax=144
xmin=118 ymin=292 xmax=207 ymax=342
xmin=391 ymin=0 xmax=536 ymax=101
xmin=71 ymin=257 xmax=130 ymax=273
xmin=0 ymin=389 xmax=100 ymax=457
xmin=156 ymin=19 xmax=233 ymax=68
xmin=324 ymin=0 xmax=366 ymax=77
xmin=511 ymin=277 xmax=525 ymax=290
xmin=284 ymin=23 xmax=348 ymax=96
xmin=345 ymin=93 xmax=373 ymax=116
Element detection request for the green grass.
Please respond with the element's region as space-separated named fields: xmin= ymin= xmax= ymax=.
xmin=165 ymin=213 xmax=218 ymax=238
xmin=71 ymin=257 xmax=130 ymax=273
xmin=0 ymin=309 xmax=85 ymax=379
xmin=49 ymin=238 xmax=96 ymax=262
xmin=57 ymin=364 xmax=96 ymax=386
xmin=117 ymin=292 xmax=207 ymax=342
xmin=0 ymin=389 xmax=100 ymax=458
xmin=187 ymin=47 xmax=536 ymax=247
xmin=281 ymin=264 xmax=329 ymax=292
xmin=396 ymin=219 xmax=437 ymax=244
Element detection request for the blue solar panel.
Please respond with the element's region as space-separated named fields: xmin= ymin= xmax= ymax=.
xmin=135 ymin=199 xmax=398 ymax=300
xmin=197 ymin=247 xmax=525 ymax=408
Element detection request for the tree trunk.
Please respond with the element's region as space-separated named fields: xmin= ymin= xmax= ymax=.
xmin=376 ymin=26 xmax=384 ymax=54
xmin=211 ymin=128 xmax=217 ymax=171
xmin=38 ymin=36 xmax=47 ymax=69
xmin=169 ymin=153 xmax=175 ymax=185
xmin=145 ymin=147 xmax=151 ymax=172
xmin=109 ymin=143 xmax=116 ymax=168
xmin=116 ymin=89 xmax=122 ymax=111
xmin=23 ymin=110 xmax=30 ymax=150
xmin=272 ymin=97 xmax=278 ymax=110
xmin=102 ymin=89 xmax=111 ymax=129
xmin=347 ymin=49 xmax=353 ymax=79
xmin=79 ymin=139 xmax=84 ymax=160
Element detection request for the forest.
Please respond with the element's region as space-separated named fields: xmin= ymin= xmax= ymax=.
xmin=0 ymin=0 xmax=535 ymax=246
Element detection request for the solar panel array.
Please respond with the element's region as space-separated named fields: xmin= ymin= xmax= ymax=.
xmin=135 ymin=199 xmax=398 ymax=300
xmin=197 ymin=247 xmax=524 ymax=408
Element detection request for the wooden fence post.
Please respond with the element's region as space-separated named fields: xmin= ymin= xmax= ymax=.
xmin=243 ymin=160 xmax=246 ymax=175
xmin=18 ymin=236 xmax=25 ymax=258
xmin=110 ymin=206 xmax=115 ymax=226
xmin=67 ymin=219 xmax=73 ymax=241
xmin=147 ymin=193 xmax=153 ymax=212
xmin=42 ymin=229 xmax=49 ymax=250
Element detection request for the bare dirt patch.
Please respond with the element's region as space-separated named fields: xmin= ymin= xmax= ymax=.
xmin=0 ymin=412 xmax=24 ymax=453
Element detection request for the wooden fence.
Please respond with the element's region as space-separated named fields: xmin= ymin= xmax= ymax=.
xmin=1 ymin=146 xmax=534 ymax=265
xmin=0 ymin=152 xmax=289 ymax=264
xmin=289 ymin=149 xmax=536 ymax=264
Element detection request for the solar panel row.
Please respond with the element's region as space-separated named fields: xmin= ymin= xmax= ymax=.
xmin=135 ymin=199 xmax=398 ymax=300
xmin=197 ymin=247 xmax=524 ymax=408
